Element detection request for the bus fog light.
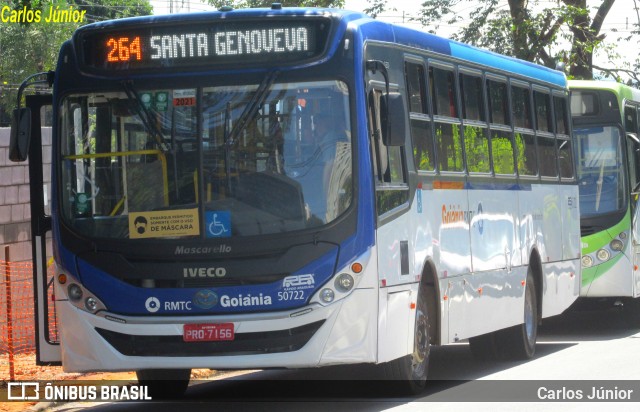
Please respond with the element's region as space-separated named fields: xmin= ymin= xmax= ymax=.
xmin=596 ymin=249 xmax=610 ymax=261
xmin=582 ymin=255 xmax=593 ymax=267
xmin=335 ymin=273 xmax=355 ymax=292
xmin=85 ymin=297 xmax=98 ymax=312
xmin=320 ymin=288 xmax=335 ymax=303
xmin=68 ymin=284 xmax=83 ymax=301
xmin=610 ymin=239 xmax=624 ymax=251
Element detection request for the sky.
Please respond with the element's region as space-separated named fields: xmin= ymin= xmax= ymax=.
xmin=149 ymin=0 xmax=639 ymax=78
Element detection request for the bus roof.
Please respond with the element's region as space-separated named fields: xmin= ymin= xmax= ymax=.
xmin=568 ymin=80 xmax=640 ymax=103
xmin=73 ymin=6 xmax=566 ymax=87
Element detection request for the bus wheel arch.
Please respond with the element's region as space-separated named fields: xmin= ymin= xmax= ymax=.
xmin=379 ymin=260 xmax=437 ymax=393
xmin=494 ymin=251 xmax=541 ymax=360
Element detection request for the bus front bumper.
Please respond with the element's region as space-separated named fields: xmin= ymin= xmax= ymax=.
xmin=56 ymin=288 xmax=377 ymax=372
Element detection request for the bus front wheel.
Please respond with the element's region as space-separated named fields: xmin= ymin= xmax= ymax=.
xmin=381 ymin=285 xmax=430 ymax=394
xmin=136 ymin=368 xmax=191 ymax=399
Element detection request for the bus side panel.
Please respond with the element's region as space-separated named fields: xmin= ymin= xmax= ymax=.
xmin=557 ymin=183 xmax=581 ymax=311
xmin=468 ymin=185 xmax=521 ymax=273
xmin=447 ymin=268 xmax=527 ymax=342
xmin=449 ymin=186 xmax=524 ymax=341
xmin=541 ymin=260 xmax=581 ymax=317
xmin=521 ymin=183 xmax=580 ymax=316
xmin=375 ymin=207 xmax=416 ymax=362
xmin=376 ymin=285 xmax=417 ymax=363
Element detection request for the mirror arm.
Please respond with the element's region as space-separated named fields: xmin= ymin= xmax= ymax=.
xmin=15 ymin=71 xmax=54 ymax=109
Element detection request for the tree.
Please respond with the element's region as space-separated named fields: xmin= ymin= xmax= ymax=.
xmin=367 ymin=0 xmax=622 ymax=82
xmin=597 ymin=0 xmax=640 ymax=85
xmin=0 ymin=0 xmax=152 ymax=125
xmin=204 ymin=0 xmax=344 ymax=9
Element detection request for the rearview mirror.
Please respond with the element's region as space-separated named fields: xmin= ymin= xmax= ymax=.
xmin=9 ymin=108 xmax=31 ymax=162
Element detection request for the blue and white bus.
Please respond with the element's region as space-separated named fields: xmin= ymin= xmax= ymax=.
xmin=10 ymin=6 xmax=580 ymax=395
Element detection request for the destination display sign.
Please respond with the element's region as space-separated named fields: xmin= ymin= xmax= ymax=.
xmin=79 ymin=19 xmax=329 ymax=72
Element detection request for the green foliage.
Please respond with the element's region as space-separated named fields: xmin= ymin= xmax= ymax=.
xmin=204 ymin=0 xmax=344 ymax=9
xmin=362 ymin=0 xmax=392 ymax=18
xmin=0 ymin=0 xmax=152 ymax=125
xmin=367 ymin=0 xmax=624 ymax=81
xmin=463 ymin=125 xmax=490 ymax=173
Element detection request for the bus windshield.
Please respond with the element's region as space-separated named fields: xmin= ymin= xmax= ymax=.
xmin=574 ymin=126 xmax=626 ymax=217
xmin=59 ymin=80 xmax=352 ymax=240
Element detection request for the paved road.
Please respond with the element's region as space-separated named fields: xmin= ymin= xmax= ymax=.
xmin=23 ymin=304 xmax=640 ymax=411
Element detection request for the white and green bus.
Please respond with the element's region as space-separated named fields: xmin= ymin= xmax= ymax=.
xmin=570 ymin=80 xmax=640 ymax=321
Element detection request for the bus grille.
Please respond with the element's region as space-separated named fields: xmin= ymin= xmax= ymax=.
xmin=121 ymin=274 xmax=288 ymax=288
xmin=95 ymin=320 xmax=325 ymax=357
xmin=580 ymin=225 xmax=599 ymax=237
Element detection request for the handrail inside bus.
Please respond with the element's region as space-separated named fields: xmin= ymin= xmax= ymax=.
xmin=63 ymin=149 xmax=169 ymax=208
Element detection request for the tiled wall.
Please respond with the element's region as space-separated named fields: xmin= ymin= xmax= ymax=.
xmin=0 ymin=127 xmax=52 ymax=262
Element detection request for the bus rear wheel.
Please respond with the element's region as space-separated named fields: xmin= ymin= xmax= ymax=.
xmin=136 ymin=368 xmax=191 ymax=399
xmin=381 ymin=285 xmax=430 ymax=394
xmin=496 ymin=269 xmax=538 ymax=360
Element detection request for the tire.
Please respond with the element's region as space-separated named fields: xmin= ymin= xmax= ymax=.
xmin=136 ymin=368 xmax=191 ymax=399
xmin=381 ymin=285 xmax=430 ymax=394
xmin=496 ymin=269 xmax=538 ymax=360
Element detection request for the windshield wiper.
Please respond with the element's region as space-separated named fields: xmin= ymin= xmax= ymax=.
xmin=222 ymin=70 xmax=279 ymax=194
xmin=595 ymin=159 xmax=605 ymax=212
xmin=227 ymin=70 xmax=279 ymax=146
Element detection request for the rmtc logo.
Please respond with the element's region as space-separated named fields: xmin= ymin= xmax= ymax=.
xmin=183 ymin=267 xmax=227 ymax=278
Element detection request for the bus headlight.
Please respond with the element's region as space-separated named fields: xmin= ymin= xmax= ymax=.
xmin=68 ymin=284 xmax=83 ymax=301
xmin=582 ymin=255 xmax=594 ymax=268
xmin=320 ymin=289 xmax=335 ymax=303
xmin=85 ymin=297 xmax=99 ymax=312
xmin=610 ymin=239 xmax=624 ymax=251
xmin=310 ymin=249 xmax=373 ymax=307
xmin=61 ymin=274 xmax=107 ymax=314
xmin=335 ymin=273 xmax=355 ymax=292
xmin=596 ymin=249 xmax=610 ymax=261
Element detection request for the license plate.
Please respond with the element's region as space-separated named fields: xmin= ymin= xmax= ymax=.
xmin=183 ymin=323 xmax=234 ymax=342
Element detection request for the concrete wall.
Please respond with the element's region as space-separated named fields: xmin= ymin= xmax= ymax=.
xmin=0 ymin=127 xmax=52 ymax=262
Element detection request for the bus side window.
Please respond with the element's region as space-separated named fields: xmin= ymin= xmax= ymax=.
xmin=460 ymin=72 xmax=490 ymax=173
xmin=430 ymin=66 xmax=463 ymax=172
xmin=405 ymin=60 xmax=434 ymax=171
xmin=369 ymin=89 xmax=388 ymax=182
xmin=487 ymin=79 xmax=515 ymax=175
xmin=533 ymin=89 xmax=557 ymax=178
xmin=554 ymin=95 xmax=574 ymax=179
xmin=626 ymin=105 xmax=640 ymax=194
xmin=368 ymin=88 xmax=408 ymax=216
xmin=512 ymin=85 xmax=538 ymax=177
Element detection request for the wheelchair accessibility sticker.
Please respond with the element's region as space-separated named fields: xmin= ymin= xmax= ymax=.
xmin=206 ymin=211 xmax=231 ymax=238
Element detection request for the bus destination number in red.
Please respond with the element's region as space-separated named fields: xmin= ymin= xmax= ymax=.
xmin=106 ymin=36 xmax=142 ymax=62
xmin=183 ymin=323 xmax=234 ymax=342
xmin=173 ymin=97 xmax=196 ymax=106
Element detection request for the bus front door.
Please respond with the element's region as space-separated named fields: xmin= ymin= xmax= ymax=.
xmin=12 ymin=93 xmax=61 ymax=364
